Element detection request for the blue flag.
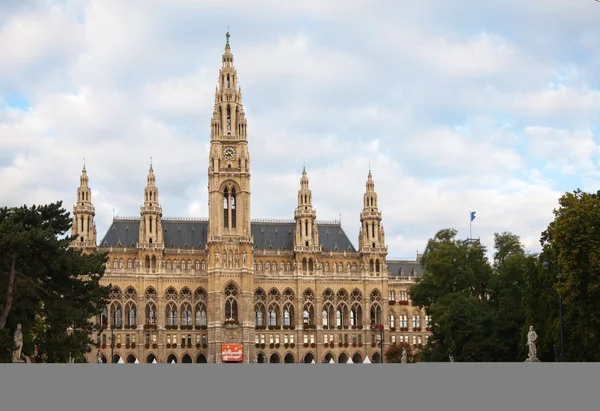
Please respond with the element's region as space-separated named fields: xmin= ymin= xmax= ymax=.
xmin=470 ymin=211 xmax=476 ymax=222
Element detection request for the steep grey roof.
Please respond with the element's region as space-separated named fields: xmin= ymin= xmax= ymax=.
xmin=99 ymin=218 xmax=356 ymax=252
xmin=387 ymin=260 xmax=424 ymax=278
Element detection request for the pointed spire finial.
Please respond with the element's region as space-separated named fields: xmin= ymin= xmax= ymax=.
xmin=303 ymin=158 xmax=306 ymax=173
xmin=226 ymin=27 xmax=230 ymax=46
xmin=150 ymin=156 xmax=153 ymax=171
xmin=83 ymin=157 xmax=86 ymax=171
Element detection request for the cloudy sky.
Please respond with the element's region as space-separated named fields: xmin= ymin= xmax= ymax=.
xmin=1 ymin=0 xmax=600 ymax=260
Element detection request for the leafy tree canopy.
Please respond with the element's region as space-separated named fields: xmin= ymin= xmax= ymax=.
xmin=0 ymin=202 xmax=110 ymax=362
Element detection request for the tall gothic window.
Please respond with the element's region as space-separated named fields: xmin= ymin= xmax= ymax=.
xmin=226 ymin=106 xmax=231 ymax=134
xmin=231 ymin=188 xmax=236 ymax=229
xmin=223 ymin=188 xmax=229 ymax=228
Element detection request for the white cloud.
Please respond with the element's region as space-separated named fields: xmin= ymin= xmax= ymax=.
xmin=525 ymin=126 xmax=600 ymax=175
xmin=1 ymin=0 xmax=599 ymax=260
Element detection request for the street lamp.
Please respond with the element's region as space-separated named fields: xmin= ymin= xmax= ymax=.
xmin=542 ymin=260 xmax=565 ymax=362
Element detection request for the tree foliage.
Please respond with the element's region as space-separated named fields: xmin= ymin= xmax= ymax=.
xmin=410 ymin=229 xmax=536 ymax=362
xmin=0 ymin=202 xmax=110 ymax=362
xmin=540 ymin=189 xmax=600 ymax=362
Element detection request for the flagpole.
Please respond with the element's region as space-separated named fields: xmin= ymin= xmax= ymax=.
xmin=469 ymin=210 xmax=472 ymax=240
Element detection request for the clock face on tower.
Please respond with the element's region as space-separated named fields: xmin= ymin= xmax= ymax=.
xmin=223 ymin=146 xmax=236 ymax=160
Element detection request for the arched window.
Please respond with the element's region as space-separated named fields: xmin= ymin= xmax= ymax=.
xmin=283 ymin=304 xmax=294 ymax=326
xmin=370 ymin=304 xmax=382 ymax=328
xmin=223 ymin=188 xmax=229 ymax=228
xmin=166 ymin=302 xmax=177 ymax=326
xmin=224 ymin=283 xmax=238 ymax=321
xmin=125 ymin=302 xmax=136 ymax=327
xmin=322 ymin=303 xmax=334 ymax=327
xmin=412 ymin=314 xmax=421 ymax=328
xmin=351 ymin=304 xmax=362 ymax=327
xmin=99 ymin=307 xmax=108 ymax=326
xmin=302 ymin=258 xmax=307 ymax=271
xmin=369 ymin=259 xmax=374 ymax=272
xmin=111 ymin=302 xmax=122 ymax=327
xmin=375 ymin=259 xmax=380 ymax=273
xmin=195 ymin=303 xmax=207 ymax=327
xmin=226 ymin=106 xmax=231 ymax=133
xmin=145 ymin=303 xmax=156 ymax=325
xmin=181 ymin=303 xmax=193 ymax=326
xmin=268 ymin=304 xmax=279 ymax=326
xmin=255 ymin=307 xmax=264 ymax=326
xmin=231 ymin=188 xmax=236 ymax=228
xmin=390 ymin=314 xmax=396 ymax=328
xmin=303 ymin=308 xmax=311 ymax=325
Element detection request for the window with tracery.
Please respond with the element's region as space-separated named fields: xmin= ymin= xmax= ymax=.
xmin=195 ymin=303 xmax=207 ymax=326
xmin=145 ymin=303 xmax=156 ymax=325
xmin=111 ymin=302 xmax=122 ymax=327
xmin=181 ymin=303 xmax=193 ymax=326
xmin=125 ymin=302 xmax=136 ymax=326
xmin=110 ymin=287 xmax=123 ymax=301
xmin=224 ymin=283 xmax=238 ymax=321
xmin=165 ymin=287 xmax=178 ymax=301
xmin=181 ymin=288 xmax=192 ymax=301
xmin=166 ymin=302 xmax=177 ymax=326
xmin=125 ymin=287 xmax=137 ymax=301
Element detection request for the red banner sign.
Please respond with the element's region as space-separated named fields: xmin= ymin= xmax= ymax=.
xmin=221 ymin=344 xmax=243 ymax=362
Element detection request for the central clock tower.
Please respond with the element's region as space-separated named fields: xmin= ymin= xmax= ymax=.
xmin=207 ymin=31 xmax=251 ymax=244
xmin=206 ymin=32 xmax=255 ymax=363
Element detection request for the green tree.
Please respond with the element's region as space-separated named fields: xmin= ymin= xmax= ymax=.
xmin=410 ymin=229 xmax=496 ymax=362
xmin=487 ymin=232 xmax=528 ymax=362
xmin=540 ymin=189 xmax=600 ymax=362
xmin=411 ymin=229 xmax=541 ymax=362
xmin=520 ymin=252 xmax=559 ymax=362
xmin=0 ymin=202 xmax=110 ymax=362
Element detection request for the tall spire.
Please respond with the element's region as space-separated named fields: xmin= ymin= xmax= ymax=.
xmin=358 ymin=170 xmax=386 ymax=254
xmin=209 ymin=29 xmax=248 ymax=141
xmin=294 ymin=167 xmax=319 ymax=251
xmin=71 ymin=163 xmax=97 ymax=249
xmin=139 ymin=163 xmax=163 ymax=248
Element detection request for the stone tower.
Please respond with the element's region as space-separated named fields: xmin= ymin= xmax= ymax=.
xmin=293 ymin=167 xmax=319 ymax=252
xmin=138 ymin=162 xmax=164 ymax=273
xmin=71 ymin=163 xmax=97 ymax=250
xmin=206 ymin=32 xmax=254 ymax=362
xmin=358 ymin=170 xmax=388 ymax=276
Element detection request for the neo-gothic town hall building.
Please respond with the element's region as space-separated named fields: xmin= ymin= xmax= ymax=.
xmin=71 ymin=34 xmax=429 ymax=364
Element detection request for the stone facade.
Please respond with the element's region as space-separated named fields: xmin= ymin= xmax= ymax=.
xmin=73 ymin=33 xmax=430 ymax=364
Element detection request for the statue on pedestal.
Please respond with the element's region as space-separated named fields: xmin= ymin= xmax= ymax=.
xmin=96 ymin=349 xmax=103 ymax=364
xmin=525 ymin=325 xmax=540 ymax=362
xmin=401 ymin=348 xmax=408 ymax=364
xmin=12 ymin=324 xmax=24 ymax=363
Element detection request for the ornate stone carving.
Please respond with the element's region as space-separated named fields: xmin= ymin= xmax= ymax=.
xmin=223 ymin=330 xmax=240 ymax=342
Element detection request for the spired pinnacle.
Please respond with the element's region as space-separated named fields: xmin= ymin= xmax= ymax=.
xmin=226 ymin=29 xmax=230 ymax=46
